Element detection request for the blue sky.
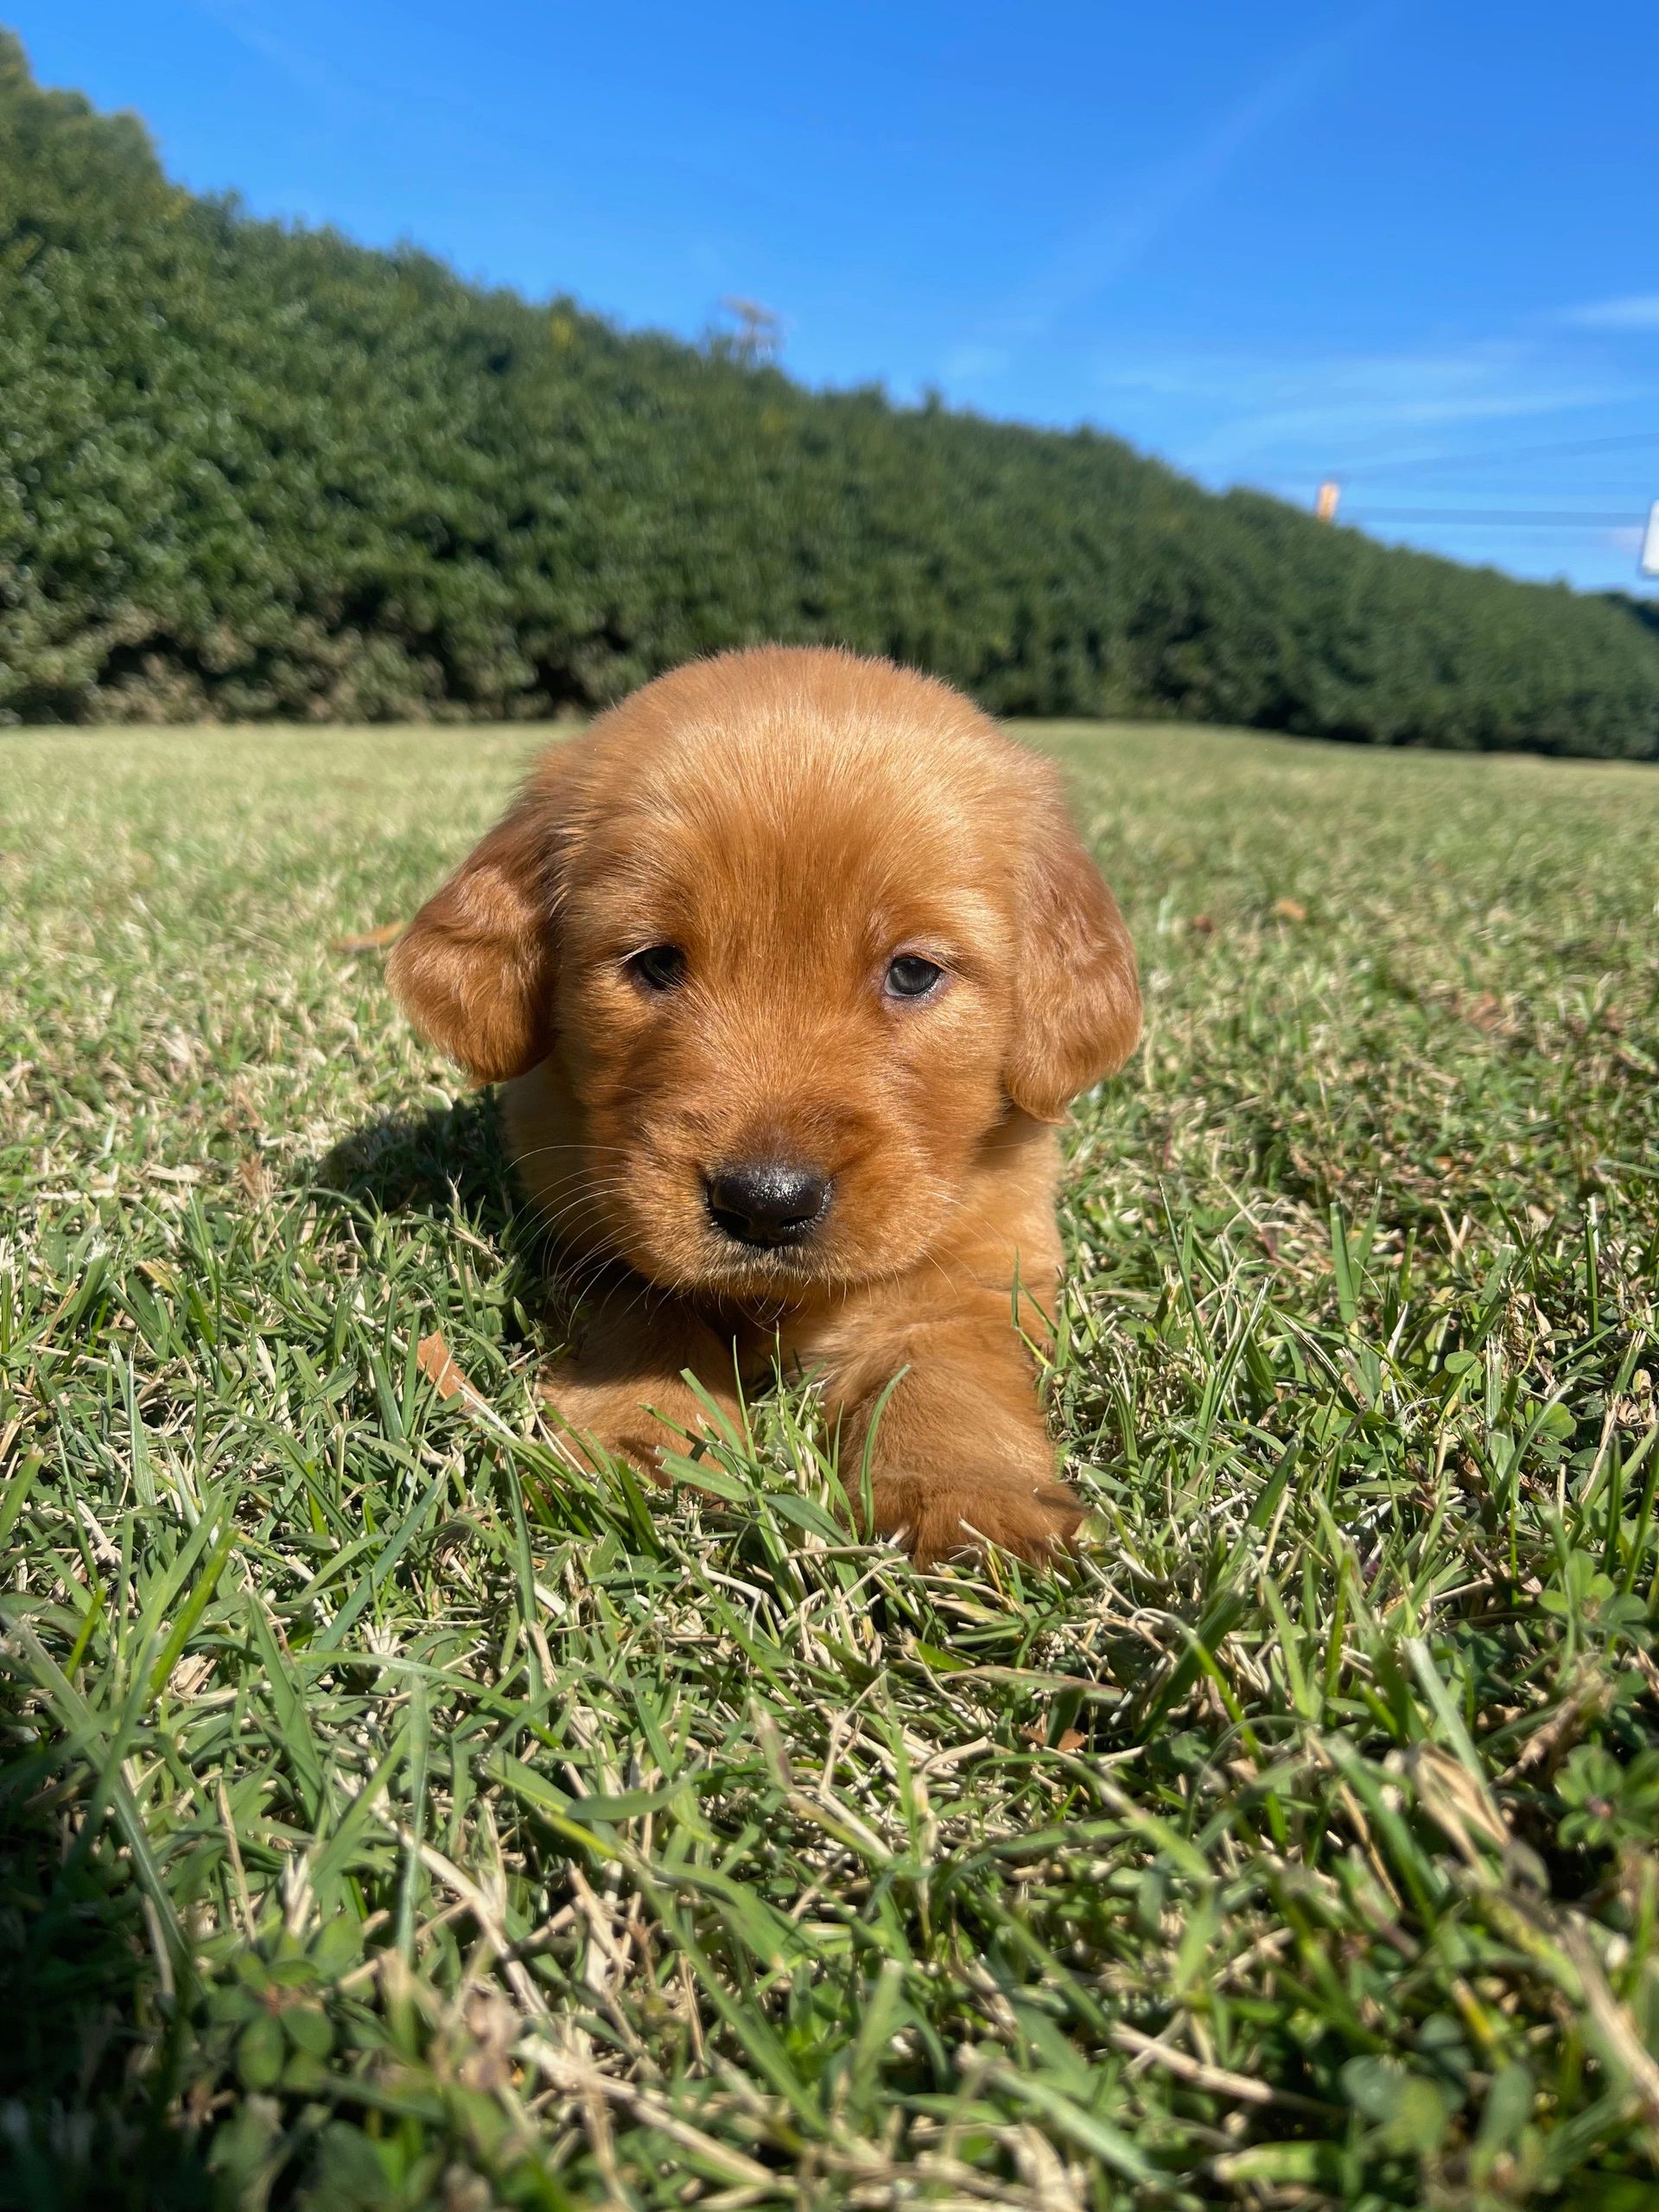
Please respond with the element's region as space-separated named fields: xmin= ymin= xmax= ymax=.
xmin=14 ymin=1 xmax=1659 ymax=594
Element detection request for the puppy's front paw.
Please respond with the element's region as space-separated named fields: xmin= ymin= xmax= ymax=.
xmin=535 ymin=1376 xmax=677 ymax=1486
xmin=868 ymin=1470 xmax=1083 ymax=1567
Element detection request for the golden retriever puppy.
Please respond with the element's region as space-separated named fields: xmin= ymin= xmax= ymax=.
xmin=389 ymin=647 xmax=1140 ymax=1563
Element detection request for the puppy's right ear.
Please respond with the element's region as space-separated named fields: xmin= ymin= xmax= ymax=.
xmin=387 ymin=760 xmax=574 ymax=1084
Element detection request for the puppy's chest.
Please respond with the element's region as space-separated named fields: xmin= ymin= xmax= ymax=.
xmin=710 ymin=1302 xmax=848 ymax=1389
xmin=693 ymin=1294 xmax=905 ymax=1393
xmin=714 ymin=1257 xmax=1058 ymax=1393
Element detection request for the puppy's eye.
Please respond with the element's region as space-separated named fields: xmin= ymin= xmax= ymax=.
xmin=626 ymin=944 xmax=687 ymax=993
xmin=884 ymin=954 xmax=944 ymax=1000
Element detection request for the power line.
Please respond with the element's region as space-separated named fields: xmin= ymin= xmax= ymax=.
xmin=1331 ymin=429 xmax=1659 ymax=480
xmin=1345 ymin=505 xmax=1637 ymax=526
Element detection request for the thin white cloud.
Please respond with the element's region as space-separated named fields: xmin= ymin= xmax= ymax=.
xmin=1558 ymin=294 xmax=1659 ymax=333
xmin=943 ymin=5 xmax=1392 ymax=384
xmin=1195 ymin=385 xmax=1622 ymax=472
xmin=941 ymin=344 xmax=1012 ymax=383
xmin=1092 ymin=338 xmax=1636 ymax=474
xmin=185 ymin=0 xmax=350 ymax=111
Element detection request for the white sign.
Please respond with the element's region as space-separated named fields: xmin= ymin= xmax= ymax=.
xmin=1642 ymin=499 xmax=1659 ymax=578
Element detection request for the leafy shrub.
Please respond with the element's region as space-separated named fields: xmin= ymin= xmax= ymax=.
xmin=3 ymin=32 xmax=1658 ymax=753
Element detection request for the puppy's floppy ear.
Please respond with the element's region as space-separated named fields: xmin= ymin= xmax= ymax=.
xmin=1004 ymin=773 xmax=1141 ymax=1123
xmin=387 ymin=755 xmax=575 ymax=1084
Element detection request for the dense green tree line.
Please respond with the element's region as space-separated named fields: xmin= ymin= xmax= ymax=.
xmin=3 ymin=34 xmax=1657 ymax=753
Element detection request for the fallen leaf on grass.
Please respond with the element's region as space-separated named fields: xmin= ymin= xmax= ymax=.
xmin=332 ymin=922 xmax=404 ymax=954
xmin=1270 ymin=897 xmax=1307 ymax=924
xmin=1020 ymin=1722 xmax=1088 ymax=1753
xmin=1452 ymin=988 xmax=1506 ymax=1033
xmin=417 ymin=1331 xmax=492 ymax=1417
xmin=236 ymin=1154 xmax=273 ymax=1205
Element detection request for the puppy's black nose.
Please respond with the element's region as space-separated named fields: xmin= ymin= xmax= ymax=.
xmin=705 ymin=1161 xmax=830 ymax=1249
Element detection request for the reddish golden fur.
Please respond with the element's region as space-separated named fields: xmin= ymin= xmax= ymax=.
xmin=389 ymin=647 xmax=1140 ymax=1562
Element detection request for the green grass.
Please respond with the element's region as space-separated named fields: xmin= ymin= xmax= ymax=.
xmin=2 ymin=720 xmax=1657 ymax=2212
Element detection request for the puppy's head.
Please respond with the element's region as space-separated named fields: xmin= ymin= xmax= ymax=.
xmin=390 ymin=648 xmax=1139 ymax=1295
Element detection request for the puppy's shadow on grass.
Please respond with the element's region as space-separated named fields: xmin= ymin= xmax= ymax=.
xmin=315 ymin=1091 xmax=548 ymax=1325
xmin=319 ymin=1090 xmax=514 ymax=1226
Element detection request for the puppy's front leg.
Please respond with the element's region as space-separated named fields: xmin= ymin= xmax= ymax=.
xmin=826 ymin=1298 xmax=1083 ymax=1566
xmin=539 ymin=1281 xmax=741 ymax=1484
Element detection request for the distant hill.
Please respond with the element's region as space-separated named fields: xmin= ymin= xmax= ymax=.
xmin=2 ymin=33 xmax=1656 ymax=754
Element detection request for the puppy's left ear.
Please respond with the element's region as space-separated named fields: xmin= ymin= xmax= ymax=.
xmin=1004 ymin=775 xmax=1141 ymax=1122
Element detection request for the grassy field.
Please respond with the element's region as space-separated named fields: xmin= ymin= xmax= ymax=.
xmin=2 ymin=719 xmax=1657 ymax=2212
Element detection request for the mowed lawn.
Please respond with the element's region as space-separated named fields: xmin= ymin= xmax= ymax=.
xmin=2 ymin=719 xmax=1657 ymax=2212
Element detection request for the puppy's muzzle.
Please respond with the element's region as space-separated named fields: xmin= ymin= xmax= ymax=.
xmin=705 ymin=1160 xmax=831 ymax=1249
